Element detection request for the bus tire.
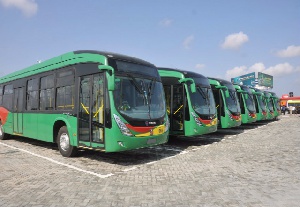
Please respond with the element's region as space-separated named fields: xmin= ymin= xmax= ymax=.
xmin=0 ymin=123 xmax=10 ymax=140
xmin=57 ymin=126 xmax=78 ymax=157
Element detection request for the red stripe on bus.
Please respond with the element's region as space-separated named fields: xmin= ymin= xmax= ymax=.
xmin=198 ymin=117 xmax=212 ymax=125
xmin=0 ymin=107 xmax=9 ymax=125
xmin=126 ymin=124 xmax=154 ymax=133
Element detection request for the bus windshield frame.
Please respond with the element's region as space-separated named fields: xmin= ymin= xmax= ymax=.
xmin=112 ymin=62 xmax=166 ymax=121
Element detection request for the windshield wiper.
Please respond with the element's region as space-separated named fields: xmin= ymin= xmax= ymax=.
xmin=229 ymin=91 xmax=237 ymax=103
xmin=197 ymin=87 xmax=213 ymax=114
xmin=127 ymin=74 xmax=143 ymax=94
xmin=127 ymin=74 xmax=149 ymax=107
xmin=197 ymin=87 xmax=207 ymax=103
xmin=148 ymin=78 xmax=157 ymax=105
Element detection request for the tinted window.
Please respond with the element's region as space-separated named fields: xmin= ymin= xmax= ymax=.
xmin=40 ymin=75 xmax=55 ymax=110
xmin=3 ymin=84 xmax=13 ymax=110
xmin=56 ymin=85 xmax=74 ymax=110
xmin=115 ymin=60 xmax=160 ymax=79
xmin=57 ymin=70 xmax=74 ymax=87
xmin=27 ymin=78 xmax=39 ymax=110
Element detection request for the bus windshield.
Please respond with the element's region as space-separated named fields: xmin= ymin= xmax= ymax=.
xmin=190 ymin=86 xmax=216 ymax=116
xmin=113 ymin=75 xmax=166 ymax=120
xmin=225 ymin=89 xmax=241 ymax=113
xmin=266 ymin=98 xmax=274 ymax=112
xmin=257 ymin=95 xmax=267 ymax=111
xmin=245 ymin=94 xmax=256 ymax=112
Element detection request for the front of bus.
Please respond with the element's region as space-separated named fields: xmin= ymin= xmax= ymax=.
xmin=253 ymin=89 xmax=268 ymax=121
xmin=264 ymin=91 xmax=275 ymax=120
xmin=241 ymin=86 xmax=257 ymax=123
xmin=186 ymin=73 xmax=218 ymax=135
xmin=104 ymin=57 xmax=169 ymax=152
xmin=270 ymin=92 xmax=281 ymax=119
xmin=221 ymin=81 xmax=242 ymax=128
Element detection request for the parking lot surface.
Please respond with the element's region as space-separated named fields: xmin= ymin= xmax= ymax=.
xmin=1 ymin=114 xmax=300 ymax=207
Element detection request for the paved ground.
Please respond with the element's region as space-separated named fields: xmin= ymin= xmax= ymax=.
xmin=0 ymin=114 xmax=300 ymax=207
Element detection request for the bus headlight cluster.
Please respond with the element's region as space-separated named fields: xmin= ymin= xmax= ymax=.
xmin=113 ymin=114 xmax=133 ymax=136
xmin=191 ymin=112 xmax=202 ymax=126
xmin=226 ymin=110 xmax=233 ymax=120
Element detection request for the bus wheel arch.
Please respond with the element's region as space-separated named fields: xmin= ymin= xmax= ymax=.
xmin=54 ymin=121 xmax=78 ymax=157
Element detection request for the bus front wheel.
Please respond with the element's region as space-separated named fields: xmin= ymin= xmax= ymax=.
xmin=0 ymin=123 xmax=10 ymax=140
xmin=57 ymin=126 xmax=78 ymax=157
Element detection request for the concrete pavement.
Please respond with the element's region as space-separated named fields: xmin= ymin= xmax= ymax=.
xmin=0 ymin=114 xmax=299 ymax=207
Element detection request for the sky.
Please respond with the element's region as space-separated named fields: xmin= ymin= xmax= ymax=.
xmin=0 ymin=0 xmax=299 ymax=97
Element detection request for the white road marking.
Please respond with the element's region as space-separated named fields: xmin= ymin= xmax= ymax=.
xmin=0 ymin=142 xmax=113 ymax=179
xmin=1 ymin=122 xmax=271 ymax=178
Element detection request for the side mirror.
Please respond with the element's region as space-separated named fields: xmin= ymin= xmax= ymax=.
xmin=224 ymin=90 xmax=230 ymax=98
xmin=215 ymin=85 xmax=229 ymax=98
xmin=179 ymin=78 xmax=196 ymax=93
xmin=98 ymin=65 xmax=115 ymax=91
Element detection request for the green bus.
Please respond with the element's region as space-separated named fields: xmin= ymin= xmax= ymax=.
xmin=0 ymin=50 xmax=169 ymax=157
xmin=158 ymin=68 xmax=217 ymax=137
xmin=208 ymin=78 xmax=241 ymax=128
xmin=250 ymin=88 xmax=268 ymax=121
xmin=269 ymin=92 xmax=281 ymax=119
xmin=233 ymin=84 xmax=257 ymax=124
xmin=263 ymin=91 xmax=275 ymax=120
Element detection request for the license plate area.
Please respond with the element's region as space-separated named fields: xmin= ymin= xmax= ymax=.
xmin=147 ymin=138 xmax=156 ymax=144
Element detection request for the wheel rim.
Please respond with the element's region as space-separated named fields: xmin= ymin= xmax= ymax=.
xmin=60 ymin=133 xmax=70 ymax=151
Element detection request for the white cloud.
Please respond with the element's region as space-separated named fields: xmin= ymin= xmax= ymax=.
xmin=225 ymin=62 xmax=299 ymax=80
xmin=0 ymin=0 xmax=38 ymax=17
xmin=225 ymin=66 xmax=248 ymax=79
xmin=183 ymin=35 xmax=194 ymax=49
xmin=159 ymin=18 xmax=173 ymax=27
xmin=221 ymin=32 xmax=249 ymax=50
xmin=264 ymin=63 xmax=295 ymax=76
xmin=195 ymin=64 xmax=205 ymax=69
xmin=276 ymin=45 xmax=300 ymax=58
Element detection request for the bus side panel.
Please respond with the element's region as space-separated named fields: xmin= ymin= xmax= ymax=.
xmin=19 ymin=113 xmax=78 ymax=144
xmin=22 ymin=113 xmax=38 ymax=138
xmin=37 ymin=114 xmax=78 ymax=144
xmin=36 ymin=113 xmax=55 ymax=142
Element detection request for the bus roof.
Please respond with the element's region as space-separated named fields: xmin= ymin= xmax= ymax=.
xmin=158 ymin=67 xmax=207 ymax=79
xmin=0 ymin=50 xmax=155 ymax=84
xmin=207 ymin=77 xmax=231 ymax=85
xmin=74 ymin=50 xmax=154 ymax=67
xmin=158 ymin=67 xmax=210 ymax=86
xmin=208 ymin=77 xmax=235 ymax=90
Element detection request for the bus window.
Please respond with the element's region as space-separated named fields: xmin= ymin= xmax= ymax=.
xmin=27 ymin=78 xmax=39 ymax=110
xmin=40 ymin=75 xmax=55 ymax=110
xmin=3 ymin=84 xmax=13 ymax=111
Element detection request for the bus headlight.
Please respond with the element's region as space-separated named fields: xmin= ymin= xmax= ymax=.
xmin=113 ymin=114 xmax=132 ymax=136
xmin=191 ymin=112 xmax=202 ymax=126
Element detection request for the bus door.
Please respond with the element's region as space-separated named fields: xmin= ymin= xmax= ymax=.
xmin=212 ymin=89 xmax=222 ymax=121
xmin=165 ymin=84 xmax=185 ymax=133
xmin=13 ymin=87 xmax=24 ymax=134
xmin=78 ymin=74 xmax=105 ymax=146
